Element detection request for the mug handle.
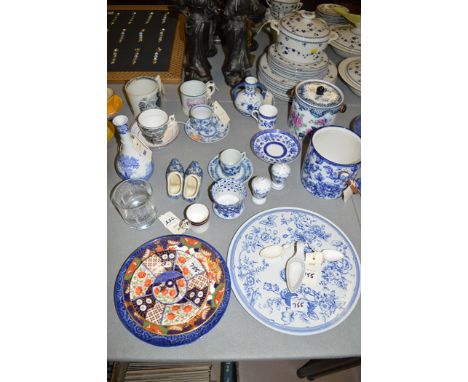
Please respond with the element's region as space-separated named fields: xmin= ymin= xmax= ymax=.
xmin=206 ymin=81 xmax=216 ymax=99
xmin=296 ymin=2 xmax=303 ymax=10
xmin=240 ymin=152 xmax=246 ymax=161
xmin=154 ymin=75 xmax=164 ymax=96
xmin=269 ymin=19 xmax=280 ymax=34
xmin=231 ymin=81 xmax=246 ymax=101
xmin=251 ymin=109 xmax=260 ymax=122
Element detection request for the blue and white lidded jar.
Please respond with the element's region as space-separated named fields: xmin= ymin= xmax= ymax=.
xmin=271 ymin=163 xmax=291 ymax=190
xmin=211 ymin=178 xmax=247 ymax=220
xmin=251 ymin=176 xmax=272 ymax=205
xmin=112 ymin=115 xmax=154 ymax=181
xmin=289 ymin=79 xmax=346 ymax=139
xmin=301 ymin=126 xmax=361 ymax=199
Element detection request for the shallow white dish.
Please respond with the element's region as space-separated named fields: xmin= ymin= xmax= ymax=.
xmin=338 ymin=56 xmax=361 ymax=97
xmin=227 ymin=207 xmax=361 ymax=335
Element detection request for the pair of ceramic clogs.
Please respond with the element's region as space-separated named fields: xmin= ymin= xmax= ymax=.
xmin=166 ymin=159 xmax=203 ymax=202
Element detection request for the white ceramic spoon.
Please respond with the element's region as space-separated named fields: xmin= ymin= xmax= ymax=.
xmin=286 ymin=242 xmax=306 ymax=292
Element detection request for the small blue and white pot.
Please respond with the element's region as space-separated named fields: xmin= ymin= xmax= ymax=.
xmin=251 ymin=176 xmax=272 ymax=205
xmin=289 ymin=79 xmax=346 ymax=139
xmin=271 ymin=163 xmax=291 ymax=190
xmin=251 ymin=104 xmax=278 ymax=130
xmin=219 ymin=148 xmax=246 ymax=177
xmin=301 ymin=126 xmax=361 ymax=199
xmin=211 ymin=178 xmax=247 ymax=220
xmin=189 ymin=104 xmax=215 ymax=131
xmin=232 ymin=76 xmax=268 ymax=116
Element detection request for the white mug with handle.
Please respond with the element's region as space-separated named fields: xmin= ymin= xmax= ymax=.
xmin=125 ymin=75 xmax=164 ymax=117
xmin=179 ymin=80 xmax=216 ymax=116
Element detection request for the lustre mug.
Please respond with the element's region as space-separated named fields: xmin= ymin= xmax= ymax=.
xmin=301 ymin=126 xmax=361 ymax=199
xmin=185 ymin=203 xmax=210 ymax=234
xmin=219 ymin=149 xmax=246 ymax=177
xmin=180 ymin=80 xmax=216 ymax=116
xmin=125 ymin=75 xmax=163 ymax=116
xmin=251 ymin=104 xmax=278 ymax=130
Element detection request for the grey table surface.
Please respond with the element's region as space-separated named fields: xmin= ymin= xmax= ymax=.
xmin=108 ymin=30 xmax=361 ymax=361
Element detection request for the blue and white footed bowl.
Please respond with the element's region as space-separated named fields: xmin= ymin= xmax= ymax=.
xmin=289 ymin=80 xmax=345 ymax=139
xmin=301 ymin=126 xmax=361 ymax=199
xmin=211 ymin=179 xmax=247 ymax=220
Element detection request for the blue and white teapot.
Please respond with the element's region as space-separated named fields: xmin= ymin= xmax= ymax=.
xmin=232 ymin=76 xmax=272 ymax=116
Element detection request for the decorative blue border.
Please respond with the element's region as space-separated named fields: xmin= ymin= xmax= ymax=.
xmin=250 ymin=129 xmax=301 ymax=164
xmin=114 ymin=235 xmax=231 ymax=347
xmin=227 ymin=207 xmax=360 ymax=335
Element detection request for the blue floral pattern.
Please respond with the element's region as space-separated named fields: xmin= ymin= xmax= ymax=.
xmin=250 ymin=130 xmax=300 ymax=164
xmin=228 ymin=207 xmax=360 ymax=335
xmin=211 ymin=179 xmax=247 ymax=220
xmin=184 ymin=115 xmax=230 ymax=143
xmin=301 ymin=135 xmax=360 ymax=199
xmin=232 ymin=79 xmax=268 ymax=116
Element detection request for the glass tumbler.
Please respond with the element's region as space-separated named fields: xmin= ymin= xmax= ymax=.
xmin=111 ymin=179 xmax=157 ymax=230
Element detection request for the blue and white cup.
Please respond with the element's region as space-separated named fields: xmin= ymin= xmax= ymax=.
xmin=251 ymin=104 xmax=278 ymax=130
xmin=137 ymin=108 xmax=176 ymax=145
xmin=219 ymin=149 xmax=246 ymax=176
xmin=211 ymin=179 xmax=247 ymax=220
xmin=301 ymin=126 xmax=361 ymax=199
xmin=189 ymin=104 xmax=215 ymax=131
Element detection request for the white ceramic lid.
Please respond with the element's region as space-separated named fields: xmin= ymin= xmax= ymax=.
xmin=332 ymin=25 xmax=361 ymax=52
xmin=280 ymin=10 xmax=330 ymax=41
xmin=295 ymin=79 xmax=343 ymax=107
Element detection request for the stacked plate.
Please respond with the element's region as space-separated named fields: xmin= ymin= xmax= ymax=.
xmin=316 ymin=3 xmax=350 ymax=26
xmin=257 ymin=51 xmax=338 ymax=101
xmin=338 ymin=56 xmax=361 ymax=96
xmin=330 ymin=25 xmax=361 ymax=58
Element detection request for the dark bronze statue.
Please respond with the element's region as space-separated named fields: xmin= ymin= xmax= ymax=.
xmin=177 ymin=0 xmax=266 ymax=85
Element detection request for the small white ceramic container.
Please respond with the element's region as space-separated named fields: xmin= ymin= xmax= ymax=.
xmin=179 ymin=80 xmax=216 ymax=116
xmin=269 ymin=11 xmax=338 ymax=64
xmin=271 ymin=163 xmax=291 ymax=190
xmin=185 ymin=203 xmax=210 ymax=234
xmin=251 ymin=105 xmax=278 ymax=130
xmin=219 ymin=149 xmax=246 ymax=177
xmin=251 ymin=176 xmax=272 ymax=205
xmin=125 ymin=75 xmax=163 ymax=116
xmin=137 ymin=108 xmax=176 ymax=145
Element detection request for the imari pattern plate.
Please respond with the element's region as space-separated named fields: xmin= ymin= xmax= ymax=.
xmin=228 ymin=207 xmax=360 ymax=335
xmin=115 ymin=235 xmax=230 ymax=347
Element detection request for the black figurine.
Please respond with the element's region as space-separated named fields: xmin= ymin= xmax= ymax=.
xmin=222 ymin=0 xmax=266 ymax=86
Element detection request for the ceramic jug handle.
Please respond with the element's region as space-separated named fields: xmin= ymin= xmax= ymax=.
xmin=329 ymin=31 xmax=339 ymax=43
xmin=206 ymin=81 xmax=216 ymax=99
xmin=257 ymin=82 xmax=268 ymax=97
xmin=296 ymin=2 xmax=303 ymax=10
xmin=240 ymin=152 xmax=246 ymax=161
xmin=269 ymin=20 xmax=279 ymax=34
xmin=232 ymin=81 xmax=246 ymax=101
xmin=251 ymin=110 xmax=260 ymax=122
xmin=154 ymin=75 xmax=164 ymax=96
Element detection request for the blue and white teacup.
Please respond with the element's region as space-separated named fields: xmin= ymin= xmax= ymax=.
xmin=211 ymin=179 xmax=247 ymax=220
xmin=219 ymin=148 xmax=246 ymax=176
xmin=301 ymin=126 xmax=361 ymax=199
xmin=189 ymin=104 xmax=215 ymax=131
xmin=251 ymin=104 xmax=278 ymax=130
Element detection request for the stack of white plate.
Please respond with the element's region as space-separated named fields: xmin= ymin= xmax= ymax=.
xmin=316 ymin=3 xmax=350 ymax=26
xmin=338 ymin=56 xmax=361 ymax=96
xmin=258 ymin=52 xmax=337 ymax=101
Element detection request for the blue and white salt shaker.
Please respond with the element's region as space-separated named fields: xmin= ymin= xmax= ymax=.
xmin=271 ymin=163 xmax=291 ymax=190
xmin=251 ymin=176 xmax=272 ymax=205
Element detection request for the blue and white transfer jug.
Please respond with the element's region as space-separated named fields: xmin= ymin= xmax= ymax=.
xmin=232 ymin=76 xmax=269 ymax=116
xmin=112 ymin=114 xmax=154 ymax=180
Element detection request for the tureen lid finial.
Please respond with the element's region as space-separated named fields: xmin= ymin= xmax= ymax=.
xmin=316 ymin=86 xmax=325 ymax=96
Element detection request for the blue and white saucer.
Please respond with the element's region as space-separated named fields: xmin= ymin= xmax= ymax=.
xmin=184 ymin=116 xmax=230 ymax=143
xmin=250 ymin=129 xmax=301 ymax=164
xmin=208 ymin=155 xmax=253 ymax=184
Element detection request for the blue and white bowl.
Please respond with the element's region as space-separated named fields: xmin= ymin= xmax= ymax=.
xmin=211 ymin=179 xmax=247 ymax=220
xmin=301 ymin=126 xmax=361 ymax=199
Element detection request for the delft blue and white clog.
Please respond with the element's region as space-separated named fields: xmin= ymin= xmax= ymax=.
xmin=166 ymin=159 xmax=184 ymax=199
xmin=183 ymin=161 xmax=203 ymax=202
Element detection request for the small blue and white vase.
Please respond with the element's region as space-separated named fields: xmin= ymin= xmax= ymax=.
xmin=301 ymin=126 xmax=361 ymax=199
xmin=271 ymin=163 xmax=291 ymax=190
xmin=113 ymin=114 xmax=154 ymax=180
xmin=183 ymin=161 xmax=203 ymax=202
xmin=166 ymin=159 xmax=184 ymax=199
xmin=251 ymin=176 xmax=272 ymax=205
xmin=232 ymin=76 xmax=268 ymax=116
xmin=211 ymin=178 xmax=247 ymax=219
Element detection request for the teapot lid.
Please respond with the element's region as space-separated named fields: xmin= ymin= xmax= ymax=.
xmin=332 ymin=25 xmax=361 ymax=52
xmin=280 ymin=10 xmax=330 ymax=40
xmin=295 ymin=79 xmax=343 ymax=108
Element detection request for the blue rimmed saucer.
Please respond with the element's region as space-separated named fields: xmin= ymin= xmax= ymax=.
xmin=184 ymin=116 xmax=230 ymax=143
xmin=250 ymin=129 xmax=301 ymax=164
xmin=208 ymin=155 xmax=253 ymax=184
